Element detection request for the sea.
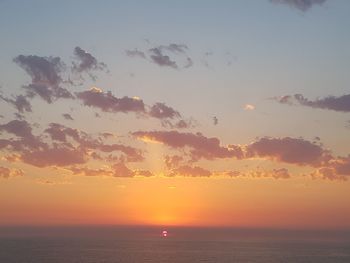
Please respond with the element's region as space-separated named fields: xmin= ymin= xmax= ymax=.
xmin=0 ymin=226 xmax=349 ymax=263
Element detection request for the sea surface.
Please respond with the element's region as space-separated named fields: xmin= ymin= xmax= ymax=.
xmin=0 ymin=226 xmax=349 ymax=263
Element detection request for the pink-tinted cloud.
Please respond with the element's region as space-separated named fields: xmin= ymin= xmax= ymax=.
xmin=0 ymin=166 xmax=24 ymax=179
xmin=21 ymin=146 xmax=86 ymax=167
xmin=168 ymin=165 xmax=212 ymax=177
xmin=133 ymin=130 xmax=243 ymax=161
xmin=164 ymin=155 xmax=184 ymax=169
xmin=246 ymin=137 xmax=331 ymax=166
xmin=224 ymin=168 xmax=290 ymax=179
xmin=148 ymin=103 xmax=180 ymax=119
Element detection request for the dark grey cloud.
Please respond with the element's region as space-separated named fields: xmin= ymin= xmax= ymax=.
xmin=0 ymin=120 xmax=34 ymax=139
xmin=0 ymin=94 xmax=32 ymax=113
xmin=14 ymin=55 xmax=63 ymax=86
xmin=275 ymin=94 xmax=350 ymax=113
xmin=76 ymin=88 xmax=146 ymax=114
xmin=62 ymin=113 xmax=74 ymax=120
xmin=72 ymin=46 xmax=108 ymax=80
xmin=270 ymin=0 xmax=327 ymax=11
xmin=149 ymin=47 xmax=178 ymax=68
xmin=14 ymin=54 xmax=73 ymax=103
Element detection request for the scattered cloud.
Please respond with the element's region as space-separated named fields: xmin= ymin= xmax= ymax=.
xmin=126 ymin=42 xmax=193 ymax=69
xmin=0 ymin=166 xmax=24 ymax=179
xmin=224 ymin=168 xmax=291 ymax=180
xmin=149 ymin=47 xmax=178 ymax=68
xmin=274 ymin=94 xmax=350 ymax=113
xmin=168 ymin=165 xmax=212 ymax=177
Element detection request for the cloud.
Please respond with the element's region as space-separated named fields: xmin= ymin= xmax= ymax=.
xmin=133 ymin=130 xmax=244 ymax=161
xmin=72 ymin=46 xmax=107 ymax=80
xmin=69 ymin=164 xmax=154 ymax=178
xmin=76 ymin=88 xmax=146 ymax=114
xmin=244 ymin=104 xmax=255 ymax=111
xmin=310 ymin=167 xmax=347 ymax=181
xmin=274 ymin=94 xmax=350 ymax=113
xmin=270 ymin=0 xmax=327 ymax=11
xmin=224 ymin=168 xmax=291 ymax=179
xmin=62 ymin=113 xmax=74 ymax=120
xmin=246 ymin=137 xmax=330 ymax=166
xmin=148 ymin=103 xmax=180 ymax=119
xmin=14 ymin=54 xmax=73 ymax=103
xmin=44 ymin=123 xmax=81 ymax=142
xmin=43 ymin=122 xmax=144 ymax=162
xmin=14 ymin=55 xmax=63 ymax=86
xmin=126 ymin=43 xmax=193 ymax=69
xmin=164 ymin=155 xmax=184 ymax=169
xmin=125 ymin=49 xmax=146 ymax=59
xmin=21 ymin=146 xmax=86 ymax=167
xmin=69 ymin=166 xmax=114 ymax=177
xmin=0 ymin=166 xmax=24 ymax=179
xmin=0 ymin=94 xmax=32 ymax=113
xmin=213 ymin=116 xmax=218 ymax=125
xmin=168 ymin=165 xmax=212 ymax=177
xmin=159 ymin=43 xmax=188 ymax=54
xmin=76 ymin=88 xmax=190 ymax=126
xmin=184 ymin=57 xmax=194 ymax=68
xmin=36 ymin=178 xmax=72 ymax=185
xmin=0 ymin=120 xmax=144 ymax=169
xmin=149 ymin=47 xmax=178 ymax=68
xmin=0 ymin=120 xmax=34 ymax=139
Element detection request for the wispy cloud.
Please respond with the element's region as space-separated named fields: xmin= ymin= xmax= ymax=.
xmin=274 ymin=94 xmax=350 ymax=113
xmin=270 ymin=0 xmax=327 ymax=12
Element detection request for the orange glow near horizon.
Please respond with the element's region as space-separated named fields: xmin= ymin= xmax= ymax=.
xmin=1 ymin=175 xmax=350 ymax=229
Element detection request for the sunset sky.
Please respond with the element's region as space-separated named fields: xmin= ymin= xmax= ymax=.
xmin=1 ymin=0 xmax=350 ymax=229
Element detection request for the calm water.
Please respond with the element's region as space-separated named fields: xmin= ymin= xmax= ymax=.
xmin=0 ymin=227 xmax=349 ymax=263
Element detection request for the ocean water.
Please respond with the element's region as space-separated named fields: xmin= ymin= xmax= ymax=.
xmin=0 ymin=227 xmax=349 ymax=263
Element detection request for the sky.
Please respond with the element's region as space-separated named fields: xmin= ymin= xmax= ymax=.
xmin=0 ymin=0 xmax=350 ymax=229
